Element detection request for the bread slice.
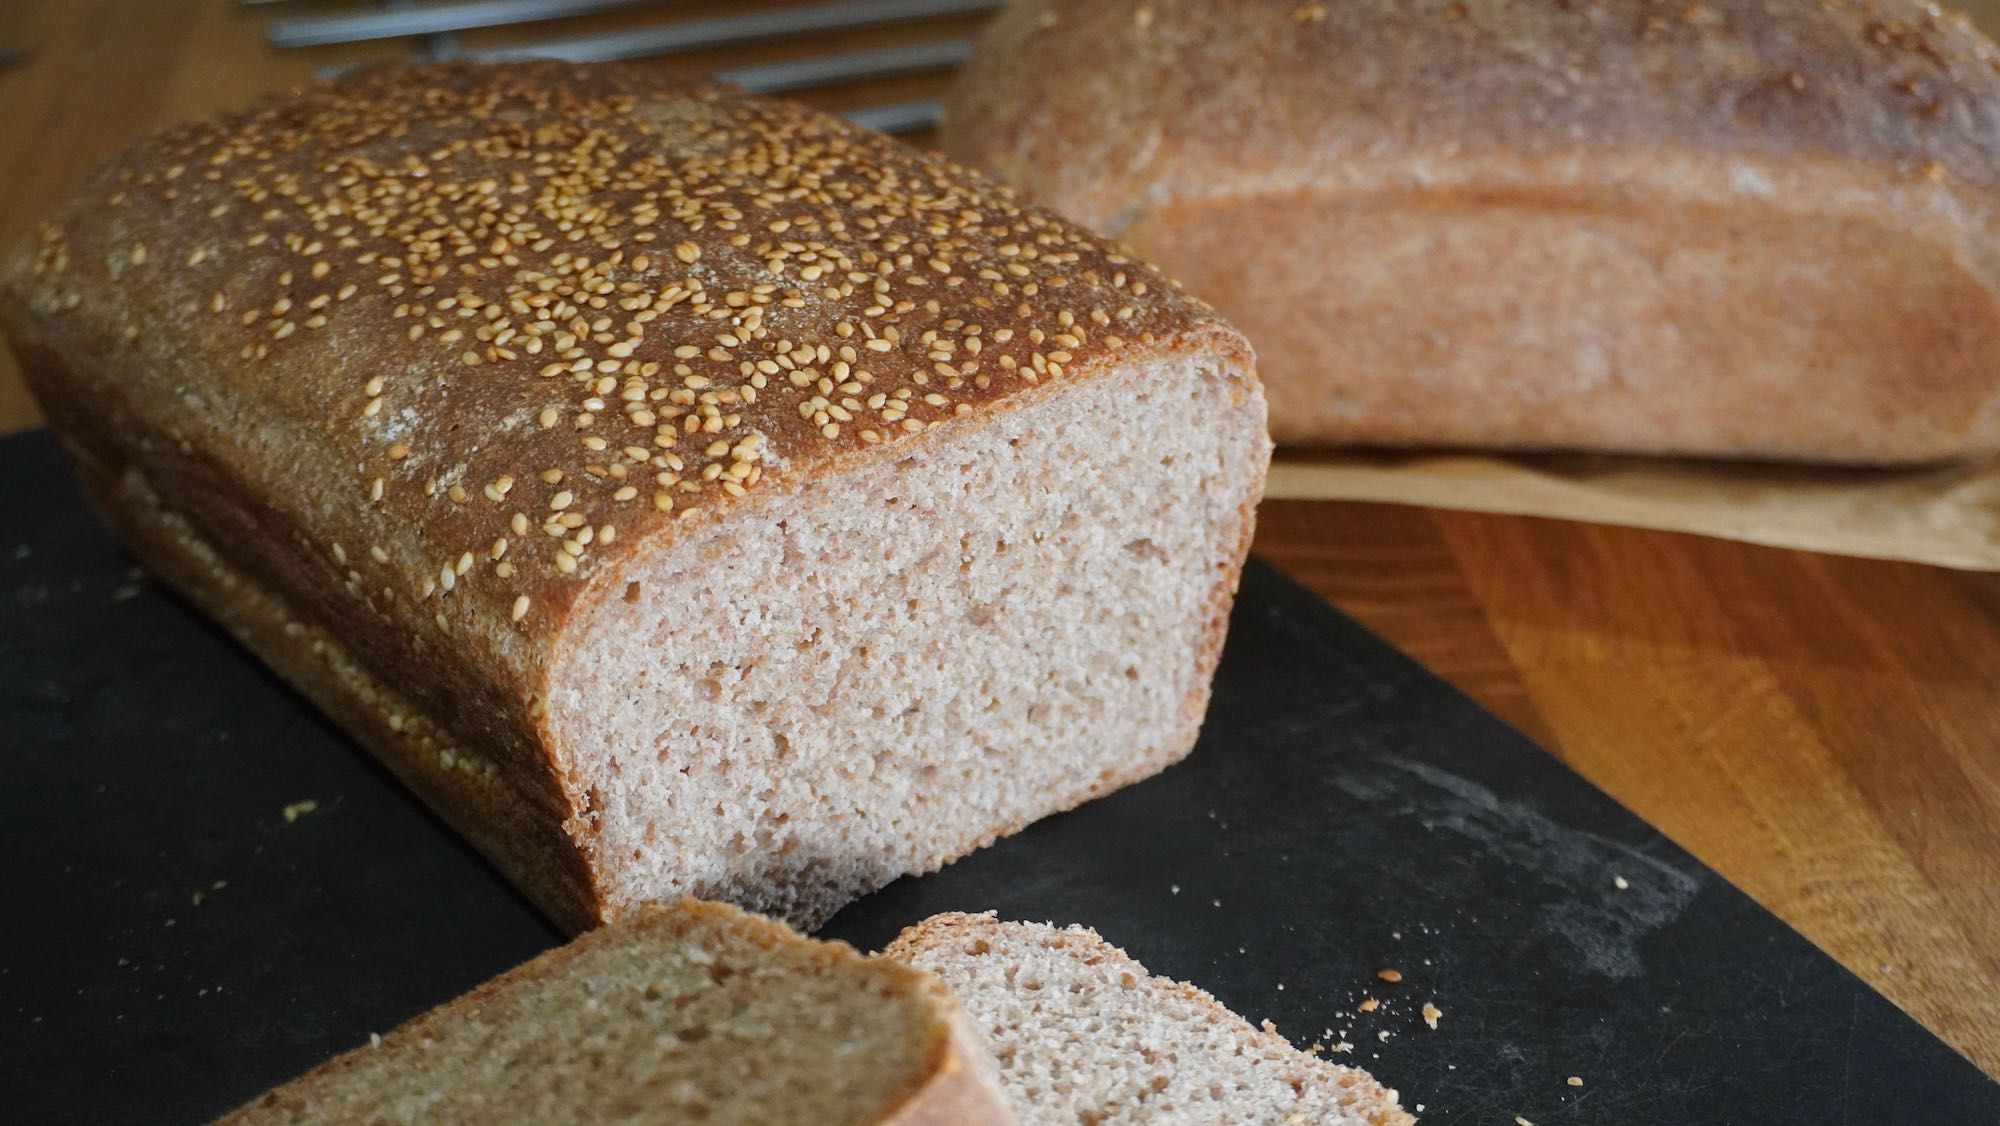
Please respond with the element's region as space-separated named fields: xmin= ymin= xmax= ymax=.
xmin=1 ymin=62 xmax=1269 ymax=931
xmin=886 ymin=914 xmax=1415 ymax=1125
xmin=220 ymin=900 xmax=1012 ymax=1125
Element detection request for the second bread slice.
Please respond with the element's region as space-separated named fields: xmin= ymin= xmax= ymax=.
xmin=887 ymin=914 xmax=1415 ymax=1125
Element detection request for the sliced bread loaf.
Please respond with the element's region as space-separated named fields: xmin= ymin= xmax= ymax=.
xmin=220 ymin=899 xmax=1011 ymax=1125
xmin=2 ymin=61 xmax=1269 ymax=931
xmin=886 ymin=914 xmax=1415 ymax=1125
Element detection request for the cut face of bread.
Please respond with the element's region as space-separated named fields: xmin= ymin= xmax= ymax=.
xmin=2 ymin=62 xmax=1268 ymax=931
xmin=551 ymin=352 xmax=1266 ymax=927
xmin=221 ymin=900 xmax=1012 ymax=1125
xmin=886 ymin=914 xmax=1416 ymax=1126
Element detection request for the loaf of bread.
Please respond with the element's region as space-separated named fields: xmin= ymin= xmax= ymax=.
xmin=944 ymin=0 xmax=2000 ymax=463
xmin=220 ymin=899 xmax=1012 ymax=1124
xmin=1 ymin=63 xmax=1269 ymax=931
xmin=887 ymin=914 xmax=1415 ymax=1125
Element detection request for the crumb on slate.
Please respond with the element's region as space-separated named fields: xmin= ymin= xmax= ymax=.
xmin=283 ymin=799 xmax=319 ymax=823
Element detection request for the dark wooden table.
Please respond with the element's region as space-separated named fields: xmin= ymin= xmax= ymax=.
xmin=3 ymin=0 xmax=1994 ymax=1079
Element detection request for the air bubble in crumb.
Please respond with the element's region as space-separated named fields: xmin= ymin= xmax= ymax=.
xmin=283 ymin=799 xmax=320 ymax=823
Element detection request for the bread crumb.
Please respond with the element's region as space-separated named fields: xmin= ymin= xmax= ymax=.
xmin=1421 ymin=1002 xmax=1441 ymax=1030
xmin=1517 ymin=1117 xmax=1535 ymax=1125
xmin=1170 ymin=884 xmax=1180 ymax=895
xmin=282 ymin=799 xmax=320 ymax=823
xmin=1567 ymin=1076 xmax=1584 ymax=1087
xmin=1376 ymin=1029 xmax=1390 ymax=1042
xmin=1613 ymin=874 xmax=1630 ymax=890
xmin=1358 ymin=997 xmax=1379 ymax=1013
xmin=1376 ymin=967 xmax=1402 ymax=983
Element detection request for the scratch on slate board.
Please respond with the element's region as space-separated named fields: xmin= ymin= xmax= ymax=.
xmin=1334 ymin=755 xmax=1703 ymax=979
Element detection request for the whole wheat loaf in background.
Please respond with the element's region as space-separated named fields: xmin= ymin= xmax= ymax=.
xmin=221 ymin=899 xmax=1013 ymax=1125
xmin=888 ymin=914 xmax=1415 ymax=1125
xmin=945 ymin=0 xmax=2000 ymax=463
xmin=0 ymin=62 xmax=1269 ymax=931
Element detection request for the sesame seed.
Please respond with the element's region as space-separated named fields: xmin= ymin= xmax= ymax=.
xmin=69 ymin=64 xmax=1204 ymax=604
xmin=511 ymin=595 xmax=530 ymax=621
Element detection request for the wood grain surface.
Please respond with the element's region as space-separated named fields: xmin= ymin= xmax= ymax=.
xmin=2 ymin=0 xmax=1995 ymax=1081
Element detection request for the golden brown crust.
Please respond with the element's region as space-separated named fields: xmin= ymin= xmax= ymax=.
xmin=948 ymin=0 xmax=2000 ymax=231
xmin=0 ymin=61 xmax=1245 ymax=926
xmin=1128 ymin=178 xmax=2000 ymax=460
xmin=945 ymin=0 xmax=2000 ymax=463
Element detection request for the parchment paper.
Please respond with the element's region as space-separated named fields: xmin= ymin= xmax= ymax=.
xmin=1267 ymin=451 xmax=2000 ymax=570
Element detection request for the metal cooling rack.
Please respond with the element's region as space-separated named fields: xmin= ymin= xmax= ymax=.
xmin=248 ymin=0 xmax=998 ymax=133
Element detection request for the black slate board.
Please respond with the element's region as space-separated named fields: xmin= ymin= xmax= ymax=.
xmin=1 ymin=427 xmax=1992 ymax=1125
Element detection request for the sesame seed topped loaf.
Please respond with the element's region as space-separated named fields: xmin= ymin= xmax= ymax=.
xmin=220 ymin=899 xmax=1014 ymax=1125
xmin=945 ymin=0 xmax=2000 ymax=463
xmin=0 ymin=62 xmax=1268 ymax=930
xmin=886 ymin=914 xmax=1415 ymax=1125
